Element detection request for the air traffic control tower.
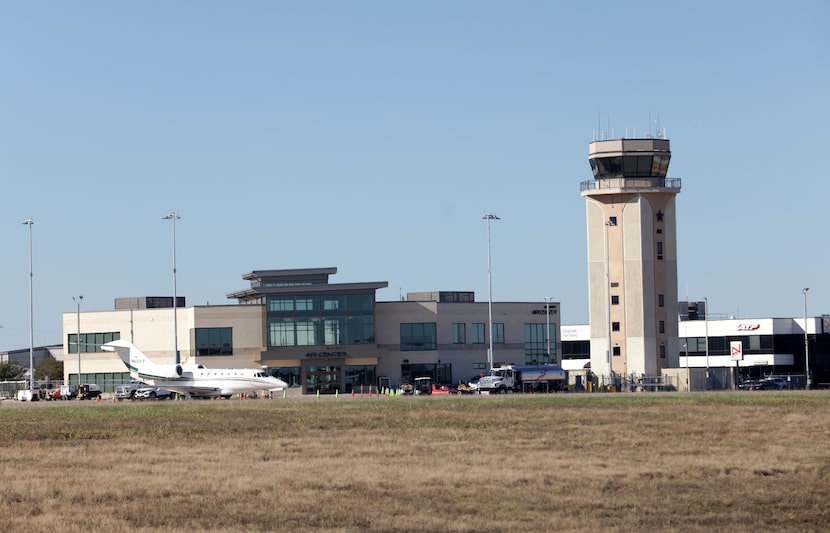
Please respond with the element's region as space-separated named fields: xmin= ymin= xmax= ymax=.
xmin=580 ymin=137 xmax=681 ymax=381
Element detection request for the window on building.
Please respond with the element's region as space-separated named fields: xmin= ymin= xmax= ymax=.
xmin=612 ymin=322 xmax=620 ymax=332
xmin=561 ymin=340 xmax=590 ymax=360
xmin=613 ymin=346 xmax=621 ymax=356
xmin=68 ymin=332 xmax=121 ymax=353
xmin=346 ymin=315 xmax=375 ymax=344
xmin=452 ymin=323 xmax=466 ymax=344
xmin=269 ymin=321 xmax=295 ymax=347
xmin=658 ymin=294 xmax=664 ymax=308
xmin=195 ymin=327 xmax=233 ymax=356
xmin=494 ymin=323 xmax=505 ymax=344
xmin=324 ymin=319 xmax=341 ymax=345
xmin=709 ymin=337 xmax=726 ymax=356
xmin=660 ymin=345 xmax=666 ymax=358
xmin=611 ymin=295 xmax=619 ymax=305
xmin=296 ymin=321 xmax=316 ymax=346
xmin=295 ymin=298 xmax=315 ymax=311
xmin=400 ymin=323 xmax=437 ymax=351
xmin=323 ymin=297 xmax=341 ymax=310
xmin=472 ymin=323 xmax=485 ymax=344
xmin=269 ymin=297 xmax=294 ymax=312
xmin=680 ymin=337 xmax=714 ymax=355
xmin=659 ymin=320 xmax=665 ymax=334
xmin=347 ymin=294 xmax=374 ymax=310
xmin=524 ymin=323 xmax=556 ymax=364
xmin=267 ymin=292 xmax=375 ymax=347
xmin=657 ymin=241 xmax=663 ymax=260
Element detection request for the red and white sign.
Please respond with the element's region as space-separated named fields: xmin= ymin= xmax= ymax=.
xmin=736 ymin=324 xmax=760 ymax=331
xmin=730 ymin=341 xmax=743 ymax=361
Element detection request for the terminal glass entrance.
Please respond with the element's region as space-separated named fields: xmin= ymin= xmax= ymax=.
xmin=306 ymin=365 xmax=341 ymax=394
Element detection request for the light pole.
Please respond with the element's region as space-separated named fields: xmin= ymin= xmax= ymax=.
xmin=704 ymin=296 xmax=710 ymax=390
xmin=73 ymin=296 xmax=83 ymax=386
xmin=544 ymin=297 xmax=553 ymax=364
xmin=803 ymin=288 xmax=810 ymax=390
xmin=682 ymin=336 xmax=689 ymax=391
xmin=483 ymin=213 xmax=500 ymax=370
xmin=604 ymin=219 xmax=616 ymax=381
xmin=23 ymin=218 xmax=34 ymax=390
xmin=163 ymin=212 xmax=181 ymax=365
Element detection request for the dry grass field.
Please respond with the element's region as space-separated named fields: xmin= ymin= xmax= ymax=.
xmin=1 ymin=391 xmax=829 ymax=532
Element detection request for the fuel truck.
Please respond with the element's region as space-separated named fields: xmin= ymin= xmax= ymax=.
xmin=477 ymin=364 xmax=567 ymax=393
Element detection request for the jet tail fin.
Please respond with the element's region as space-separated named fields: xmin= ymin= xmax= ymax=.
xmin=102 ymin=340 xmax=182 ymax=379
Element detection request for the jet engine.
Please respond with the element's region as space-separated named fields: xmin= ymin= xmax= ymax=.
xmin=152 ymin=364 xmax=184 ymax=378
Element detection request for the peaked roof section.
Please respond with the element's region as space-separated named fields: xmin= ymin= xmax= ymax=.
xmin=226 ymin=267 xmax=388 ymax=302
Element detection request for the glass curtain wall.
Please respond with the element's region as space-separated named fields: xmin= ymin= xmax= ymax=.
xmin=267 ymin=293 xmax=375 ymax=347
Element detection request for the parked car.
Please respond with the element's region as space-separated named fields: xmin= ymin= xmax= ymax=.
xmin=756 ymin=377 xmax=788 ymax=390
xmin=133 ymin=387 xmax=175 ymax=400
xmin=739 ymin=377 xmax=788 ymax=390
xmin=737 ymin=379 xmax=757 ymax=390
xmin=766 ymin=377 xmax=788 ymax=389
xmin=115 ymin=383 xmax=143 ymax=400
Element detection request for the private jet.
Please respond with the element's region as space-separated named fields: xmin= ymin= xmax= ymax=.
xmin=102 ymin=339 xmax=288 ymax=399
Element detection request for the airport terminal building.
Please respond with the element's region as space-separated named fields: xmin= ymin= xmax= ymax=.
xmin=59 ymin=267 xmax=830 ymax=393
xmin=53 ymin=136 xmax=828 ymax=393
xmin=61 ymin=267 xmax=562 ymax=394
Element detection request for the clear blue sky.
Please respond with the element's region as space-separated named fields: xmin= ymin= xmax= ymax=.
xmin=1 ymin=1 xmax=828 ymax=351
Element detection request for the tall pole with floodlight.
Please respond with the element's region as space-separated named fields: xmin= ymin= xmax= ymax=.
xmin=23 ymin=218 xmax=34 ymax=390
xmin=544 ymin=296 xmax=553 ymax=364
xmin=163 ymin=212 xmax=181 ymax=365
xmin=483 ymin=213 xmax=500 ymax=371
xmin=704 ymin=296 xmax=710 ymax=390
xmin=803 ymin=288 xmax=810 ymax=389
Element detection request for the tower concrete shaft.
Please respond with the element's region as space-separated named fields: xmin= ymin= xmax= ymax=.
xmin=581 ymin=138 xmax=681 ymax=380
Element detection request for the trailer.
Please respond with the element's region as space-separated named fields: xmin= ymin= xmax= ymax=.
xmin=477 ymin=364 xmax=567 ymax=393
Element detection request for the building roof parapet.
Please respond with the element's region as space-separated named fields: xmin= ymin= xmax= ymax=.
xmin=589 ymin=138 xmax=670 ymax=157
xmin=241 ymin=267 xmax=338 ymax=282
xmin=227 ymin=281 xmax=389 ymax=301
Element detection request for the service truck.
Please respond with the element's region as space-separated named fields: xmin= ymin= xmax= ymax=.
xmin=477 ymin=364 xmax=567 ymax=393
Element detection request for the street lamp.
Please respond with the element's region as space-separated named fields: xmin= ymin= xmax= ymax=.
xmin=704 ymin=296 xmax=710 ymax=390
xmin=803 ymin=288 xmax=810 ymax=390
xmin=604 ymin=219 xmax=616 ymax=380
xmin=483 ymin=213 xmax=500 ymax=370
xmin=73 ymin=296 xmax=83 ymax=387
xmin=163 ymin=212 xmax=181 ymax=365
xmin=544 ymin=297 xmax=553 ymax=364
xmin=22 ymin=218 xmax=34 ymax=391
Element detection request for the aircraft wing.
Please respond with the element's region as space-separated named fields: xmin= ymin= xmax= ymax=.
xmin=161 ymin=385 xmax=223 ymax=398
